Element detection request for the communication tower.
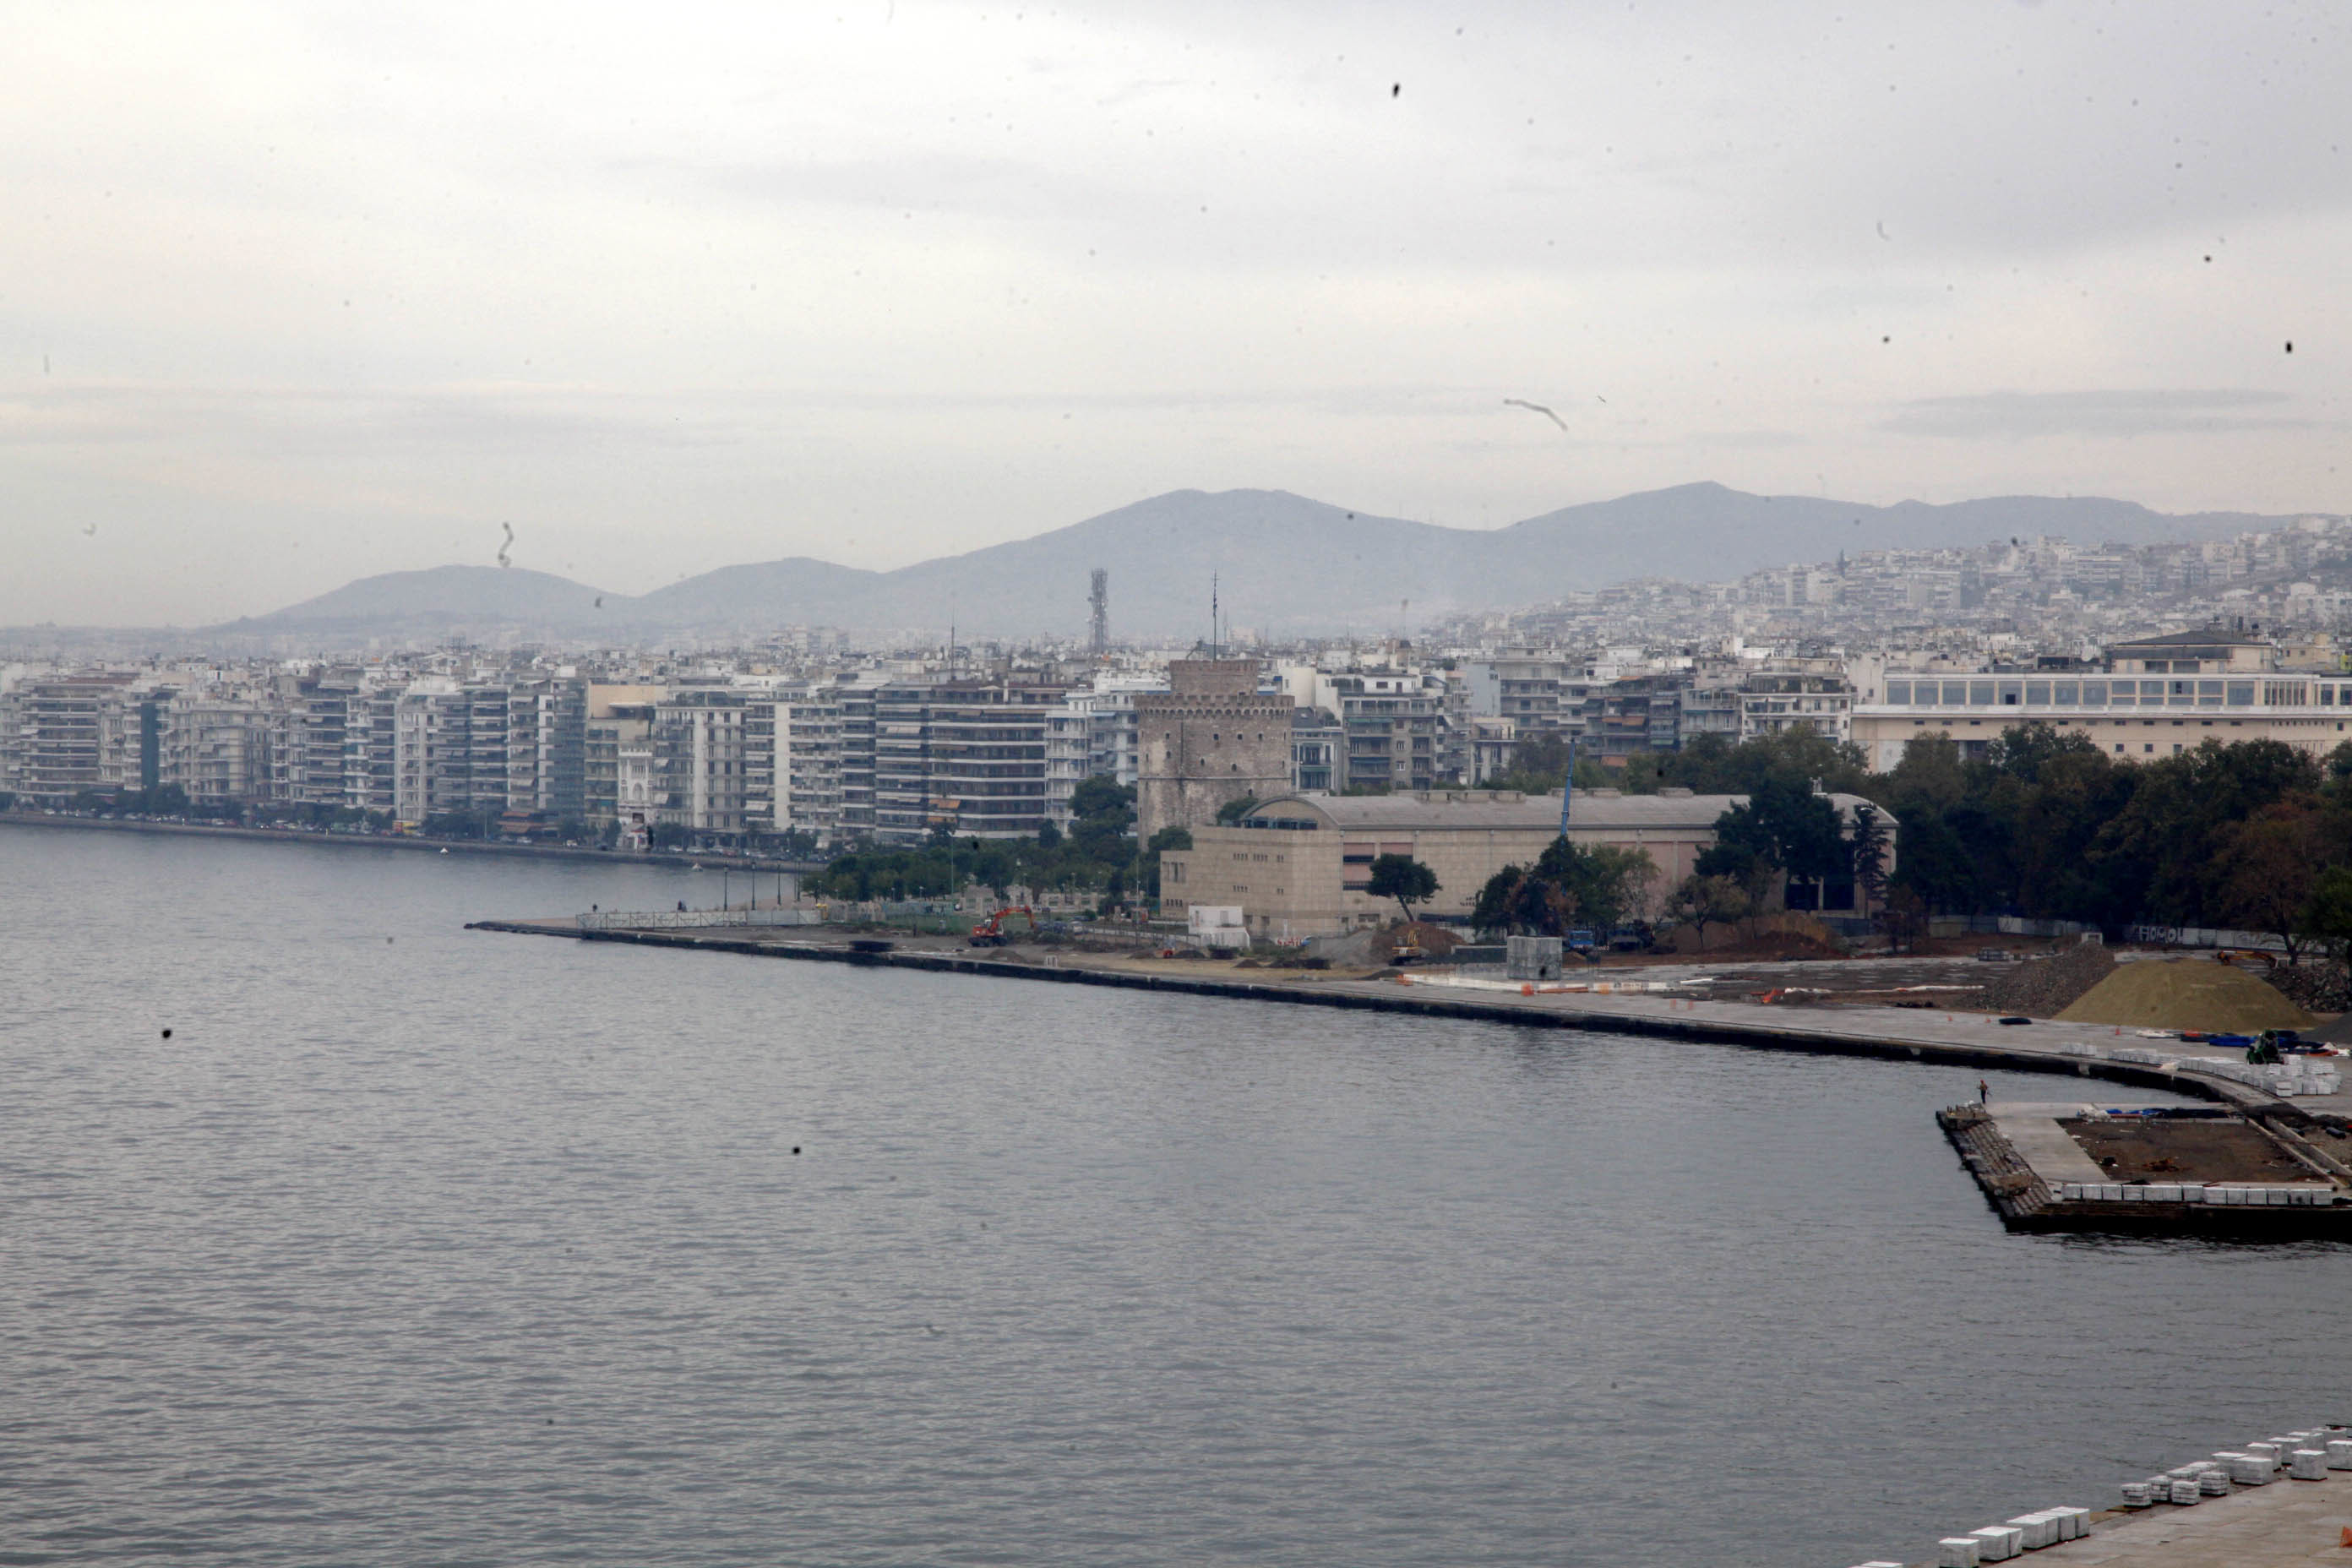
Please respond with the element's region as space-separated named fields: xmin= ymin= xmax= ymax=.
xmin=1088 ymin=568 xmax=1109 ymax=659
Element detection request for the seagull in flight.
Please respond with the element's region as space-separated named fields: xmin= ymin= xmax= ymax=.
xmin=1503 ymin=397 xmax=1568 ymax=432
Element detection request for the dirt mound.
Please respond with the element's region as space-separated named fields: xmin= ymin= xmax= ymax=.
xmin=2055 ymin=959 xmax=2315 ymax=1032
xmin=1986 ymin=939 xmax=2115 ymax=1017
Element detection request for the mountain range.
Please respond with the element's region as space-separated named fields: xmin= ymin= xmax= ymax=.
xmin=216 ymin=482 xmax=2297 ymax=642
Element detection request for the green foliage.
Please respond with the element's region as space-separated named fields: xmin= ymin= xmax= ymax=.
xmin=1365 ymin=853 xmax=1439 ymax=921
xmin=2300 ymin=865 xmax=2352 ymax=966
xmin=1696 ymin=777 xmax=1847 ymax=885
xmin=1215 ymin=794 xmax=1260 ymax=825
xmin=812 ymin=798 xmax=1144 ymax=903
xmin=1875 ymin=727 xmax=2332 ymax=928
xmin=1141 ymin=825 xmax=1190 ymax=898
xmin=1473 ymin=836 xmax=1658 ymax=935
xmin=1668 ymin=872 xmax=1751 ymax=950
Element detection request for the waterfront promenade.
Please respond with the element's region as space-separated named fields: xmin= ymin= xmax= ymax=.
xmin=0 ymin=808 xmax=816 ymax=874
xmin=465 ymin=917 xmax=2352 ymax=1129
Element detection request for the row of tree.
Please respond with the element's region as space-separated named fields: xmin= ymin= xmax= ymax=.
xmin=808 ymin=776 xmax=1193 ymax=908
xmin=1491 ymin=721 xmax=2352 ymax=959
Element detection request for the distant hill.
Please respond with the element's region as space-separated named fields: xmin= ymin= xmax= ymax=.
xmin=217 ymin=484 xmax=2299 ymax=641
xmin=229 ymin=564 xmax=614 ymax=633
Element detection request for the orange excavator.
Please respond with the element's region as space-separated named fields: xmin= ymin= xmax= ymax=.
xmin=969 ymin=906 xmax=1038 ymax=947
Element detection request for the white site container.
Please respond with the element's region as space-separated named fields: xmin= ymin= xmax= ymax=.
xmin=1936 ymin=1540 xmax=1982 ymax=1568
xmin=1186 ymin=906 xmax=1250 ymax=950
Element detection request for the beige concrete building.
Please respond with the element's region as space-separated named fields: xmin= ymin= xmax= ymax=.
xmin=1135 ymin=659 xmax=1293 ymax=841
xmin=1158 ymin=788 xmax=1888 ymax=939
xmin=1852 ymin=631 xmax=2352 ymax=770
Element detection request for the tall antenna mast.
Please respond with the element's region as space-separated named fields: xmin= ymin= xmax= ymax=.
xmin=1211 ymin=573 xmax=1220 ymax=660
xmin=1088 ymin=568 xmax=1109 ymax=661
xmin=1559 ymin=735 xmax=1576 ymax=836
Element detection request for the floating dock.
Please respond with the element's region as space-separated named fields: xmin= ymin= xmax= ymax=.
xmin=1938 ymin=1101 xmax=2352 ymax=1237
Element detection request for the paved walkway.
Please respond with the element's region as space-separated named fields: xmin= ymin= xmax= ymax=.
xmin=2028 ymin=1469 xmax=2352 ymax=1565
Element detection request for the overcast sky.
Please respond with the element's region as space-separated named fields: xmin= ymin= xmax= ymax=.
xmin=4 ymin=1 xmax=2347 ymax=625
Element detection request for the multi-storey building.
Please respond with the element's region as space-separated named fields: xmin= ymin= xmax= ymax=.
xmin=833 ymin=677 xmax=882 ymax=839
xmin=507 ymin=677 xmax=586 ymax=820
xmin=161 ymin=693 xmax=268 ymax=805
xmin=1850 ymin=630 xmax=2352 ymax=769
xmin=928 ymin=678 xmax=1064 ymax=840
xmin=1290 ymin=707 xmax=1342 ymax=793
xmin=10 ymin=676 xmax=133 ymax=803
xmin=651 ymin=690 xmax=751 ymax=838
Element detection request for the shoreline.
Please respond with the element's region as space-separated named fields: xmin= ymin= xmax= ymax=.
xmin=0 ymin=809 xmax=815 ymax=874
xmin=466 ymin=918 xmax=2352 ymax=1136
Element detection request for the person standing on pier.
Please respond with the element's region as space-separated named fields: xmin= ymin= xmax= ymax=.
xmin=1979 ymin=1078 xmax=1990 ymax=1105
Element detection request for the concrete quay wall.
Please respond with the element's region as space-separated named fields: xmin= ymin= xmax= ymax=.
xmin=0 ymin=810 xmax=817 ymax=873
xmin=466 ymin=919 xmax=2343 ymax=1127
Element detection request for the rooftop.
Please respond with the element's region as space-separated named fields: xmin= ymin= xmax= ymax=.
xmin=1235 ymin=787 xmax=1886 ymax=833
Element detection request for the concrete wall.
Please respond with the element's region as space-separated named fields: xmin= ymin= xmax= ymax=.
xmin=1161 ymin=818 xmax=1707 ymax=939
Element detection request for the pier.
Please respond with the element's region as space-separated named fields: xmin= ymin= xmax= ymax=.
xmin=1937 ymin=1101 xmax=2351 ymax=1237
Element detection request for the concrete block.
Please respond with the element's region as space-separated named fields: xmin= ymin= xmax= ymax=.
xmin=2052 ymin=1505 xmax=2092 ymax=1538
xmin=2198 ymin=1470 xmax=2230 ymax=1494
xmin=2221 ymin=1452 xmax=2272 ymax=1484
xmin=2007 ymin=1511 xmax=2058 ymax=1546
xmin=2326 ymin=1439 xmax=2352 ymax=1470
xmin=2292 ymin=1448 xmax=2328 ymax=1480
xmin=2168 ymin=1479 xmax=2202 ymax=1504
xmin=1969 ymin=1524 xmax=2023 ymax=1560
xmin=1936 ymin=1540 xmax=1983 ymax=1568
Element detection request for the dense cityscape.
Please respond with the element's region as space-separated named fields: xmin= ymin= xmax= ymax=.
xmin=8 ymin=506 xmax=2350 ymax=859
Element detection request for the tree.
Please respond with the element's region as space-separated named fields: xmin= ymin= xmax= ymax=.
xmin=2300 ymin=865 xmax=2352 ymax=967
xmin=1848 ymin=803 xmax=1891 ymax=911
xmin=1669 ymin=873 xmax=1750 ymax=951
xmin=1366 ymin=853 xmax=1439 ymax=923
xmin=1215 ymin=794 xmax=1260 ymax=825
xmin=1696 ymin=778 xmax=1845 ymax=891
xmin=1068 ymin=775 xmax=1136 ymax=863
xmin=1879 ymin=885 xmax=1930 ymax=955
xmin=1472 ymin=837 xmax=1657 ymax=935
xmin=2218 ymin=802 xmax=2328 ymax=962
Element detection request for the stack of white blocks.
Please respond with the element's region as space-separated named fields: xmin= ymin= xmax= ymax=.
xmin=1929 ymin=1506 xmax=2088 ymax=1565
xmin=1885 ymin=1423 xmax=2351 ymax=1566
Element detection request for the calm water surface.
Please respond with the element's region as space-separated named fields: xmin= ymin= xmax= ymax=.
xmin=2 ymin=826 xmax=2344 ymax=1566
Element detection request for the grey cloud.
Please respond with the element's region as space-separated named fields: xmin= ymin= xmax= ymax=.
xmin=1884 ymin=389 xmax=2323 ymax=438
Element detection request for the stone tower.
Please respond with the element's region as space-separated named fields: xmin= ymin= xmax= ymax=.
xmin=1135 ymin=659 xmax=1294 ymax=842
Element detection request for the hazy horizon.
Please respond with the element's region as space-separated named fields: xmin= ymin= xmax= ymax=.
xmin=6 ymin=2 xmax=2347 ymax=625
